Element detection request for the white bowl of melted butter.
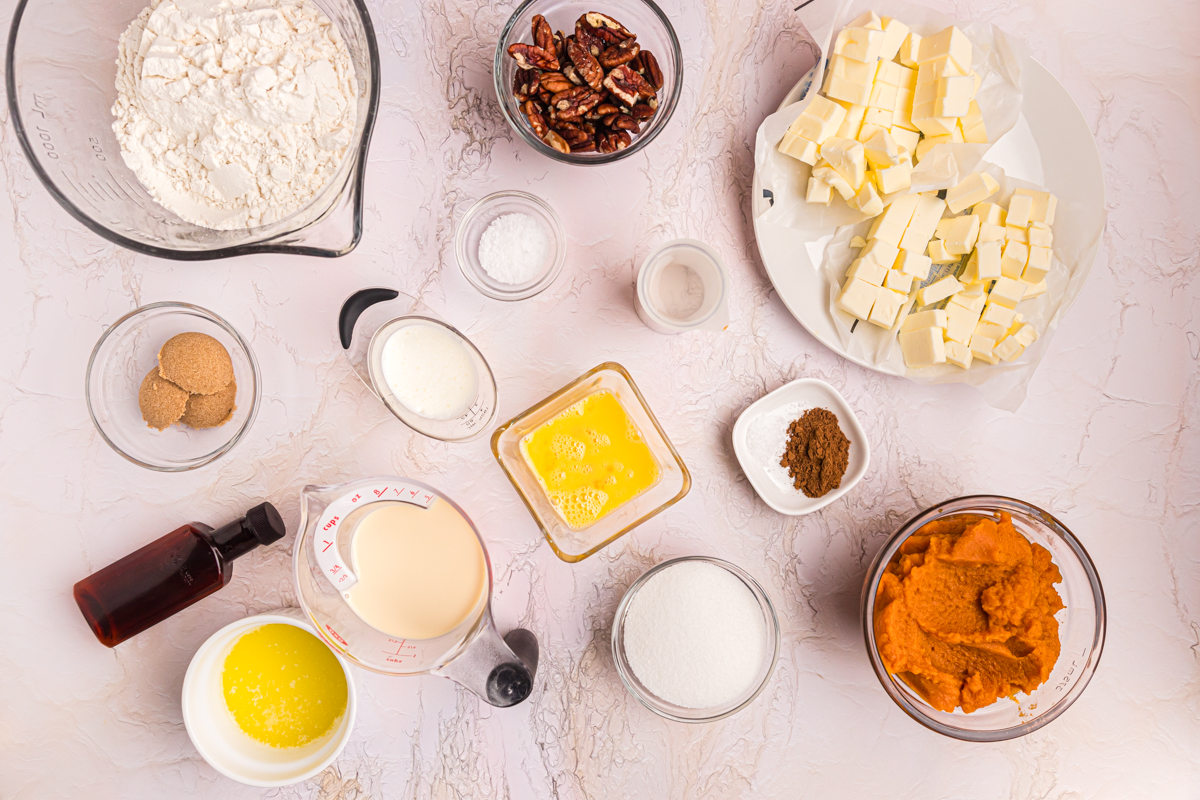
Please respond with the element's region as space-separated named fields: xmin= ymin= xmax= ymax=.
xmin=181 ymin=610 xmax=356 ymax=787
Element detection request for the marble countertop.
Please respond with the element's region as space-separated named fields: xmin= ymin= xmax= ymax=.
xmin=2 ymin=0 xmax=1198 ymax=796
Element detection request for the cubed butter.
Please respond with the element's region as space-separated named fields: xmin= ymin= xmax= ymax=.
xmin=867 ymin=193 xmax=920 ymax=245
xmin=1021 ymin=279 xmax=1048 ymax=299
xmin=916 ymin=274 xmax=964 ymax=306
xmin=974 ymin=320 xmax=1007 ymax=341
xmin=863 ymin=106 xmax=894 ymax=128
xmin=1005 ymin=225 xmax=1029 ymax=243
xmin=899 ymin=192 xmax=947 ymax=253
xmin=1012 ymin=323 xmax=1039 ymax=347
xmin=884 ymin=268 xmax=914 ymax=293
xmin=834 ymin=26 xmax=885 ymax=63
xmin=890 ymin=126 xmax=920 ymax=155
xmin=789 ymin=96 xmax=849 ymax=144
xmin=863 ymin=128 xmax=905 ymax=167
xmin=899 ymin=326 xmax=947 ymax=368
xmin=812 ymin=166 xmax=855 ymax=201
xmin=945 ymin=171 xmax=1000 ymax=214
xmin=1013 ymin=187 xmax=1058 ymax=224
xmin=1023 ymin=245 xmax=1052 ymax=283
xmin=850 ymin=235 xmax=867 ymax=248
xmin=835 ymin=102 xmax=867 ymax=139
xmin=806 ymin=175 xmax=833 ymax=205
xmin=972 ymin=202 xmax=1006 ymax=226
xmin=927 ymin=238 xmax=956 ymax=263
xmin=824 ymin=74 xmax=873 ymax=106
xmin=917 ymin=26 xmax=972 ymax=71
xmin=1028 ymin=221 xmax=1053 ymax=248
xmin=861 ymin=238 xmax=900 ymax=268
xmin=945 ymin=339 xmax=974 ymax=369
xmin=821 ymin=137 xmax=867 ymax=189
xmin=850 ymin=180 xmax=884 ymax=216
xmin=898 ymin=31 xmax=922 ymax=67
xmin=934 ymin=74 xmax=975 ymax=118
xmin=914 ymin=134 xmax=952 ymax=162
xmin=829 ymin=55 xmax=878 ymax=84
xmin=970 ymin=335 xmax=999 ymax=364
xmin=975 ymin=239 xmax=1002 ymax=279
xmin=949 ymin=290 xmax=987 ymax=315
xmin=994 ymin=336 xmax=1024 ymax=362
xmin=879 ymin=17 xmax=911 ymax=61
xmin=876 ymin=157 xmax=913 ymax=194
xmin=868 ymin=81 xmax=899 ymax=111
xmin=901 ymin=309 xmax=948 ymax=332
xmin=944 ymin=301 xmax=982 ymax=343
xmin=912 ymin=112 xmax=959 ymax=137
xmin=836 ymin=277 xmax=881 ymax=319
xmin=938 ymin=214 xmax=980 ymax=255
xmin=1006 ymin=193 xmax=1034 ymax=228
xmin=846 ymin=257 xmax=887 ymax=286
xmin=981 ymin=301 xmax=1017 ymax=327
xmin=868 ymin=287 xmax=908 ymax=328
xmin=989 ymin=276 xmax=1027 ymax=308
xmin=847 ymin=10 xmax=883 ymax=29
xmin=896 ymin=249 xmax=933 ymax=280
xmin=1000 ymin=239 xmax=1029 ymax=279
xmin=779 ymin=131 xmax=822 ymax=164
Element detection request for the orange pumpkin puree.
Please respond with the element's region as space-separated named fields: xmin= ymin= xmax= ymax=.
xmin=873 ymin=512 xmax=1064 ymax=713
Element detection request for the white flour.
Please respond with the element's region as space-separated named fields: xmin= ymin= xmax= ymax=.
xmin=112 ymin=0 xmax=356 ymax=230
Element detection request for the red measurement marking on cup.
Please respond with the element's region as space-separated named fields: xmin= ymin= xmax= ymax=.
xmin=322 ymin=539 xmax=333 ymax=552
xmin=374 ymin=486 xmax=389 ymax=498
xmin=325 ymin=624 xmax=348 ymax=647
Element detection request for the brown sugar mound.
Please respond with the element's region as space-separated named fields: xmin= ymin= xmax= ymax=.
xmin=180 ymin=377 xmax=237 ymax=429
xmin=158 ymin=332 xmax=235 ymax=395
xmin=139 ymin=368 xmax=190 ymax=431
xmin=780 ymin=407 xmax=850 ymax=498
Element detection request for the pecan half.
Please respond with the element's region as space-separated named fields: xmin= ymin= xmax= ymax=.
xmin=508 ymin=42 xmax=559 ymax=71
xmin=521 ymin=98 xmax=543 ymax=116
xmin=553 ymin=121 xmax=592 ymax=148
xmin=567 ymin=37 xmax=604 ymax=91
xmin=539 ymin=71 xmax=574 ymax=94
xmin=606 ymin=113 xmax=640 ymax=134
xmin=627 ymin=102 xmax=655 ymax=122
xmin=563 ymin=64 xmax=583 ymax=85
xmin=585 ymin=12 xmax=634 ymax=41
xmin=584 ymin=102 xmax=620 ymax=120
xmin=599 ymin=38 xmax=640 ymax=69
xmin=552 ymin=85 xmax=603 ymax=121
xmin=532 ymin=14 xmax=555 ymax=52
xmin=543 ymin=129 xmax=571 ymax=154
xmin=633 ymin=49 xmax=664 ymax=91
xmin=603 ymin=64 xmax=654 ymax=106
xmin=597 ymin=130 xmax=631 ymax=154
xmin=570 ymin=140 xmax=597 ymax=153
xmin=575 ymin=18 xmax=605 ymax=57
xmin=514 ymin=69 xmax=533 ymax=102
xmin=528 ymin=112 xmax=549 ymax=139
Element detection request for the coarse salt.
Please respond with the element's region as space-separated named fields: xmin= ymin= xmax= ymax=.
xmin=622 ymin=560 xmax=768 ymax=709
xmin=477 ymin=213 xmax=549 ymax=285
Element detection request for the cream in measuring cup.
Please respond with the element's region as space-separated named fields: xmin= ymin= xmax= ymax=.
xmin=380 ymin=323 xmax=479 ymax=421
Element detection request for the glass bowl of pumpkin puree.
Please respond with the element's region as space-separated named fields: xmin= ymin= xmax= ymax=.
xmin=861 ymin=496 xmax=1106 ymax=741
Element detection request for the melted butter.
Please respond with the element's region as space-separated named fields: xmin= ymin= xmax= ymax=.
xmin=520 ymin=390 xmax=659 ymax=529
xmin=222 ymin=623 xmax=347 ymax=748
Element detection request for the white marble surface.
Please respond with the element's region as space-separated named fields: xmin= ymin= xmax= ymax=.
xmin=2 ymin=0 xmax=1198 ymax=797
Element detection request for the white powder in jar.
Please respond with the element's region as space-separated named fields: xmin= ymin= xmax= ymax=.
xmin=477 ymin=213 xmax=549 ymax=285
xmin=622 ymin=560 xmax=768 ymax=709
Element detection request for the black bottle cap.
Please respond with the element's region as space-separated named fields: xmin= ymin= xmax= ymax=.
xmin=245 ymin=502 xmax=286 ymax=546
xmin=209 ymin=502 xmax=287 ymax=561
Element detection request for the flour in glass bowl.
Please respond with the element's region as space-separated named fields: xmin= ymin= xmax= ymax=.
xmin=112 ymin=0 xmax=357 ymax=230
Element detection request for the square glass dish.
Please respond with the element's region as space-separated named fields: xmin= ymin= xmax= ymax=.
xmin=491 ymin=362 xmax=690 ymax=562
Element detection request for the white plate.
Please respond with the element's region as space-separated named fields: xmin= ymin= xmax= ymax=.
xmin=751 ymin=59 xmax=1105 ymax=376
xmin=732 ymin=379 xmax=869 ymax=515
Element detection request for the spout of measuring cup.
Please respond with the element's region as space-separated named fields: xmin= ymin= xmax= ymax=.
xmin=433 ymin=610 xmax=537 ymax=708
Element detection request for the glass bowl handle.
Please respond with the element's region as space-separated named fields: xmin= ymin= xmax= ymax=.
xmin=433 ymin=610 xmax=538 ymax=708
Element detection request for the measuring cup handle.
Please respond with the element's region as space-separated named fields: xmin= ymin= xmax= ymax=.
xmin=434 ymin=611 xmax=538 ymax=708
xmin=338 ymin=288 xmax=399 ymax=349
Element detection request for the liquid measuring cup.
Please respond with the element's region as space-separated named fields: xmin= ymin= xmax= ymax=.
xmin=338 ymin=289 xmax=498 ymax=442
xmin=634 ymin=239 xmax=730 ymax=334
xmin=294 ymin=476 xmax=538 ymax=707
xmin=6 ymin=0 xmax=380 ymax=259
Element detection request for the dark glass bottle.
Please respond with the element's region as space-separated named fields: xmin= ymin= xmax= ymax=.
xmin=73 ymin=503 xmax=286 ymax=647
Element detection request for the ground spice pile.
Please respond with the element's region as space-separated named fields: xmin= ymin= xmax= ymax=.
xmin=780 ymin=407 xmax=850 ymax=498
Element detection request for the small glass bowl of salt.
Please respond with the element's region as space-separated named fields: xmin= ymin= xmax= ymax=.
xmin=611 ymin=556 xmax=780 ymax=723
xmin=454 ymin=191 xmax=566 ymax=301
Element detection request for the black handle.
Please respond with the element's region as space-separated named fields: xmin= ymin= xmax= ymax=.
xmin=338 ymin=288 xmax=399 ymax=350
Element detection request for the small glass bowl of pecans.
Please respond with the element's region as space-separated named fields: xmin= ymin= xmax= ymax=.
xmin=494 ymin=0 xmax=682 ymax=164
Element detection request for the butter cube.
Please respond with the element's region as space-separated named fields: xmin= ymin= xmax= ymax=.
xmin=868 ymin=288 xmax=908 ymax=328
xmin=975 ymin=240 xmax=1002 ymax=279
xmin=890 ymin=126 xmax=920 ymax=155
xmin=1005 ymin=225 xmax=1029 ymax=243
xmin=914 ymin=135 xmax=952 ymax=162
xmin=899 ymin=193 xmax=947 ymax=253
xmin=862 ymin=128 xmax=905 ymax=167
xmin=1007 ymin=193 xmax=1034 ymax=228
xmin=917 ymin=56 xmax=967 ymax=84
xmin=1000 ymin=240 xmax=1029 ymax=279
xmin=789 ymin=97 xmax=849 ymax=144
xmin=935 ymin=75 xmax=975 ymax=118
xmin=892 ymin=93 xmax=917 ymax=131
xmin=962 ymin=118 xmax=988 ymax=144
xmin=945 ymin=172 xmax=1000 ymax=214
xmin=916 ymin=275 xmax=964 ymax=306
xmin=917 ymin=26 xmax=972 ymax=71
xmin=850 ymin=235 xmax=867 ymax=248
xmin=856 ymin=123 xmax=885 ymax=144
xmin=899 ymin=327 xmax=947 ymax=368
xmin=835 ymin=104 xmax=866 ymax=140
xmin=912 ymin=113 xmax=960 ymax=137
xmin=868 ymin=81 xmax=899 ymax=111
xmin=829 ymin=55 xmax=879 ymax=85
xmin=978 ymin=222 xmax=1005 ymax=243
xmin=1029 ymin=221 xmax=1053 ymax=248
xmin=1021 ymin=279 xmax=1048 ymax=299
xmin=836 ymin=278 xmax=881 ymax=319
xmin=779 ymin=131 xmax=822 ymax=164
xmin=1012 ymin=323 xmax=1039 ymax=347
xmin=972 ymin=202 xmax=1006 ymax=226
xmin=884 ymin=268 xmax=914 ymax=293
xmin=879 ymin=17 xmax=911 ymax=61
xmin=876 ymin=157 xmax=913 ymax=194
xmin=847 ymin=10 xmax=884 ymax=29
xmin=806 ymin=175 xmax=833 ymax=205
xmin=861 ymin=238 xmax=900 ymax=268
xmin=812 ymin=166 xmax=855 ymax=201
xmin=901 ymin=309 xmax=947 ymax=332
xmin=824 ymin=74 xmax=873 ymax=106
xmin=974 ymin=320 xmax=1007 ymax=341
xmin=970 ymin=335 xmax=999 ymax=365
xmin=1013 ymin=188 xmax=1058 ymax=224
xmin=867 ymin=194 xmax=920 ymax=245
xmin=1023 ymin=245 xmax=1052 ymax=283
xmin=850 ymin=180 xmax=884 ymax=216
xmin=927 ymin=238 xmax=956 ymax=263
xmin=898 ymin=31 xmax=922 ymax=67
xmin=875 ymin=60 xmax=904 ymax=88
xmin=834 ymin=26 xmax=885 ymax=63
xmin=949 ymin=290 xmax=987 ymax=315
xmin=863 ymin=106 xmax=894 ymax=128
xmin=896 ymin=249 xmax=933 ymax=280
xmin=960 ymin=249 xmax=982 ymax=284
xmin=846 ymin=257 xmax=888 ymax=286
xmin=914 ymin=80 xmax=938 ymax=105
xmin=988 ymin=276 xmax=1027 ymax=308
xmin=962 ymin=99 xmax=985 ymax=128
xmin=945 ymin=339 xmax=973 ymax=369
xmin=821 ymin=137 xmax=867 ymax=189
xmin=938 ymin=214 xmax=980 ymax=254
xmin=944 ymin=301 xmax=982 ymax=343
xmin=981 ymin=301 xmax=1017 ymax=327
xmin=994 ymin=336 xmax=1024 ymax=362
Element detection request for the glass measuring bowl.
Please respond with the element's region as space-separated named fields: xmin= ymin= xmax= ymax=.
xmin=338 ymin=289 xmax=499 ymax=442
xmin=5 ymin=0 xmax=380 ymax=259
xmin=293 ymin=476 xmax=538 ymax=707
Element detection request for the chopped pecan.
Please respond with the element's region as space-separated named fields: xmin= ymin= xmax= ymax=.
xmin=552 ymin=85 xmax=603 ymax=121
xmin=585 ymin=12 xmax=634 ymax=41
xmin=539 ymin=71 xmax=574 ymax=94
xmin=603 ymin=64 xmax=654 ymax=106
xmin=532 ymin=14 xmax=555 ymax=52
xmin=633 ymin=49 xmax=664 ymax=91
xmin=599 ymin=39 xmax=640 ymax=69
xmin=528 ymin=112 xmax=549 ymax=139
xmin=508 ymin=42 xmax=559 ymax=71
xmin=543 ymin=129 xmax=571 ymax=154
xmin=574 ymin=18 xmax=604 ymax=57
xmin=567 ymin=37 xmax=604 ymax=91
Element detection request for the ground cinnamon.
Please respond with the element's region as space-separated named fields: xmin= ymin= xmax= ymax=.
xmin=780 ymin=408 xmax=850 ymax=498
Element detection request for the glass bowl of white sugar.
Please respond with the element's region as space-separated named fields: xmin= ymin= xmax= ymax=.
xmin=454 ymin=191 xmax=567 ymax=300
xmin=612 ymin=556 xmax=780 ymax=723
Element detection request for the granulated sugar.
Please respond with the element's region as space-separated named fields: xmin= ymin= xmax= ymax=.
xmin=622 ymin=560 xmax=767 ymax=709
xmin=477 ymin=213 xmax=549 ymax=284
